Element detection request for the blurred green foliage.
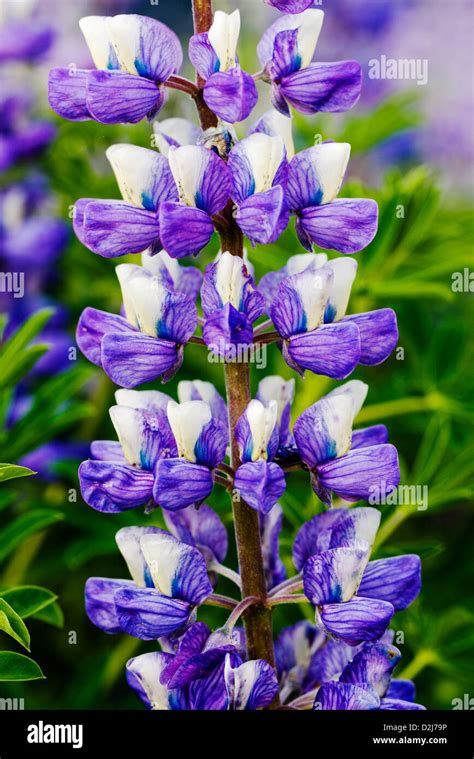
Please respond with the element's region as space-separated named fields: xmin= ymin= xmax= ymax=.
xmin=0 ymin=55 xmax=472 ymax=709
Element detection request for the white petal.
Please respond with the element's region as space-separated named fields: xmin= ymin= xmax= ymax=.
xmin=168 ymin=145 xmax=206 ymax=207
xmin=256 ymin=109 xmax=295 ymax=161
xmin=327 ymin=380 xmax=369 ymax=421
xmin=293 ymin=265 xmax=333 ymax=332
xmin=106 ymin=14 xmax=142 ymax=75
xmin=115 ymin=263 xmax=142 ymax=327
xmin=294 ymin=9 xmax=325 ymax=69
xmin=115 ymin=388 xmax=172 ymax=412
xmin=178 ymin=380 xmax=216 ymax=405
xmin=214 ymin=251 xmax=249 ymax=309
xmin=126 ymin=652 xmax=174 ymax=710
xmin=109 ymin=405 xmax=143 ymax=466
xmin=257 ymin=376 xmax=295 ymax=426
xmin=139 ymin=532 xmax=185 ymax=596
xmin=317 ymin=393 xmax=354 ymax=459
xmin=325 ymin=258 xmax=358 ymax=322
xmin=153 ymin=118 xmax=201 ymax=156
xmin=208 ymin=9 xmax=240 ymax=71
xmin=167 ymin=400 xmax=211 ymax=462
xmin=116 ymin=266 xmax=167 ymax=336
xmin=142 ymin=249 xmax=181 ymax=288
xmin=333 ymin=543 xmax=370 ymax=601
xmin=79 ymin=16 xmax=117 ymax=71
xmin=246 ymin=399 xmax=277 ymax=461
xmin=285 ymin=252 xmax=327 ymax=276
xmin=106 ymin=144 xmax=162 ymax=208
xmin=239 ymin=134 xmax=285 ymax=194
xmin=311 ymin=142 xmax=351 ymax=204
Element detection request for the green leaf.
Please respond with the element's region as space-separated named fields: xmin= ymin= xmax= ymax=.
xmin=0 ymin=309 xmax=54 ymax=388
xmin=32 ymin=600 xmax=64 ymax=629
xmin=0 ymin=586 xmax=57 ymax=619
xmin=0 ymin=598 xmax=30 ymax=649
xmin=0 ymin=464 xmax=36 ymax=483
xmin=0 ymin=651 xmax=45 ymax=681
xmin=0 ymin=509 xmax=64 ymax=563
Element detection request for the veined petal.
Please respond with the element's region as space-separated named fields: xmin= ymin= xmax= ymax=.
xmin=257 ymin=376 xmax=295 ymax=447
xmin=201 ymin=250 xmax=263 ymax=319
xmin=380 ymin=698 xmax=426 ymax=711
xmin=204 ymin=67 xmax=258 ymax=124
xmin=236 ymin=186 xmax=288 ymax=246
xmin=343 ymin=308 xmax=398 ymax=365
xmin=236 ymin=399 xmax=278 ymax=462
xmin=386 ymin=680 xmax=416 ymax=703
xmin=319 ymin=597 xmax=395 ymax=646
xmin=90 ymin=440 xmax=126 ymax=463
xmin=287 ymin=143 xmax=350 ymax=210
xmin=294 ymin=392 xmax=354 ymax=467
xmin=154 ymin=458 xmax=214 ymax=511
xmin=257 ymin=9 xmax=324 ymax=71
xmin=142 ymin=250 xmax=202 ymax=300
xmin=188 ymin=32 xmax=219 ymax=81
xmin=153 ymin=117 xmax=202 ymax=156
xmin=314 ymin=682 xmax=380 ymax=710
xmin=293 ymin=509 xmax=352 ymax=570
xmin=85 ymin=577 xmax=133 ymax=633
xmin=48 ymin=68 xmax=90 ymax=121
xmin=340 ymin=642 xmax=401 ymax=698
xmin=164 ymin=503 xmax=228 ymax=564
xmin=106 ymin=144 xmax=176 ymax=211
xmin=81 ymin=200 xmax=160 ymax=258
xmin=281 ymin=60 xmax=362 ymax=114
xmin=159 ymin=202 xmax=214 ymax=258
xmin=229 ymin=133 xmax=286 ymax=202
xmin=86 ymin=70 xmax=164 ymax=124
xmin=317 ymin=444 xmax=400 ymax=502
xmin=102 ymin=332 xmax=182 ymax=387
xmin=76 ymin=306 xmax=135 ymax=366
xmin=303 ymin=544 xmax=370 ymax=605
xmin=351 ymin=425 xmax=389 ymax=449
xmin=79 ymin=460 xmax=154 ymax=513
xmin=298 ymin=198 xmax=378 ymax=254
xmin=271 ymin=264 xmax=333 ymax=337
xmin=264 ymin=0 xmax=316 ymax=13
xmin=109 ymin=405 xmax=174 ymax=470
xmin=358 ymin=555 xmax=422 ymax=611
xmin=168 ymin=145 xmax=230 ymax=215
xmin=203 ymin=304 xmax=254 ymax=358
xmin=234 ymin=460 xmax=286 ymax=514
xmin=79 ymin=16 xmax=119 ymax=70
xmin=167 ymin=400 xmax=211 ymax=463
xmin=261 ymin=503 xmax=287 ymax=589
xmin=106 ymin=14 xmax=182 ymax=81
xmin=225 ymin=657 xmax=279 ymax=710
xmin=140 ymin=532 xmax=213 ymax=604
xmin=286 ymin=321 xmax=361 ymax=379
xmin=126 ymin=651 xmax=178 ymax=710
xmin=328 ymin=507 xmax=381 ymax=551
xmin=115 ymin=586 xmax=191 ymax=639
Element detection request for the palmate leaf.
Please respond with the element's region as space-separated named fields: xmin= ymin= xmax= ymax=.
xmin=0 ymin=651 xmax=44 ymax=681
xmin=0 ymin=464 xmax=36 ymax=483
xmin=0 ymin=598 xmax=30 ymax=650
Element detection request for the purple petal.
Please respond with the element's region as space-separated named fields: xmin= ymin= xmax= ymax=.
xmin=80 ymin=200 xmax=160 ymax=258
xmin=164 ymin=503 xmax=228 ymax=564
xmin=79 ymin=460 xmax=154 ymax=513
xmin=85 ymin=577 xmax=133 ymax=633
xmin=314 ymin=682 xmax=380 ymax=710
xmin=343 ymin=309 xmax=398 ymax=365
xmin=380 ymin=698 xmax=426 ymax=711
xmin=307 ymin=638 xmax=355 ymax=686
xmin=154 ymin=458 xmax=214 ymax=511
xmin=234 ymin=461 xmax=286 ymax=514
xmin=109 ymin=15 xmax=183 ymax=82
xmin=190 ymin=655 xmax=235 ymax=710
xmin=101 ymin=332 xmax=182 ymax=388
xmin=303 ymin=545 xmax=370 ymax=606
xmin=320 ymin=597 xmax=395 ymax=646
xmin=86 ymin=70 xmax=163 ymax=124
xmin=358 ymin=555 xmax=422 ymax=611
xmin=317 ymin=444 xmax=400 ymax=502
xmin=298 ymin=198 xmax=379 ymax=254
xmin=386 ymin=680 xmax=416 ymax=702
xmin=225 ymin=658 xmax=279 ymax=710
xmin=293 ymin=509 xmax=352 ymax=570
xmin=204 ymin=67 xmax=258 ymax=124
xmin=260 ymin=503 xmax=287 ymax=589
xmin=236 ymin=187 xmax=288 ymax=245
xmin=340 ymin=642 xmax=401 ymax=697
xmin=195 ymin=148 xmax=232 ymax=216
xmin=160 ymin=621 xmax=210 ymax=685
xmin=48 ymin=68 xmax=91 ymax=121
xmin=287 ymin=321 xmax=361 ymax=379
xmin=188 ymin=32 xmax=219 ymax=80
xmin=203 ymin=304 xmax=254 ymax=357
xmin=90 ymin=440 xmax=126 ymax=463
xmin=126 ymin=651 xmax=178 ymax=710
xmin=166 ymin=646 xmax=233 ymax=689
xmin=281 ymin=61 xmax=362 ymax=114
xmin=351 ymin=425 xmax=389 ymax=449
xmin=264 ymin=0 xmax=315 ymax=12
xmin=195 ymin=418 xmax=228 ymax=468
xmin=76 ymin=307 xmax=136 ymax=366
xmin=115 ymin=586 xmax=192 ymax=639
xmin=159 ymin=202 xmax=214 ymax=258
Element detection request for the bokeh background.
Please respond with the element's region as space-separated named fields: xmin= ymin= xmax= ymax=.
xmin=0 ymin=0 xmax=473 ymax=709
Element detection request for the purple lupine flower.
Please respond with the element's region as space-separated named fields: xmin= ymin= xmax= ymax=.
xmin=153 ymin=400 xmax=228 ymax=511
xmin=201 ymin=250 xmax=265 ymax=358
xmin=249 ymin=108 xmax=295 ymax=160
xmin=86 ymin=528 xmax=213 ymax=640
xmin=0 ymin=91 xmax=56 ymax=171
xmin=48 ymin=15 xmax=182 ymax=124
xmin=234 ymin=400 xmax=286 ymax=514
xmin=189 ymin=10 xmax=258 ymax=123
xmin=265 ymin=254 xmax=398 ymax=376
xmin=256 ymin=375 xmax=295 ymax=448
xmin=260 ymin=502 xmax=287 ymax=589
xmin=159 ymin=145 xmax=231 ymax=258
xmin=163 ymin=503 xmax=228 ymax=569
xmin=141 ymin=250 xmax=202 ymax=302
xmin=286 ymin=142 xmax=379 ymax=253
xmin=0 ymin=15 xmax=54 ymax=63
xmin=228 ymin=133 xmax=289 ymax=245
xmin=275 ymin=620 xmax=325 ymax=701
xmin=153 ymin=117 xmax=203 ymax=156
xmin=79 ymin=390 xmax=176 ymax=513
xmin=293 ymin=380 xmax=400 ymax=505
xmin=76 ymin=263 xmax=198 ymax=387
xmin=73 ymin=144 xmax=177 ymax=258
xmin=263 ymin=0 xmax=316 ymax=14
xmin=315 ymin=641 xmax=425 ymax=710
xmin=257 ymin=9 xmax=362 ymax=116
